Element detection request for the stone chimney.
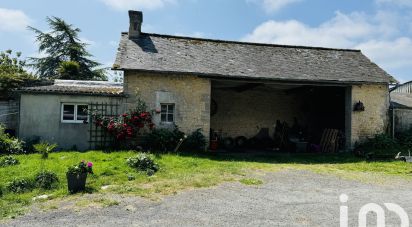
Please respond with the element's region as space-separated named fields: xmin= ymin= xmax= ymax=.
xmin=128 ymin=10 xmax=143 ymax=39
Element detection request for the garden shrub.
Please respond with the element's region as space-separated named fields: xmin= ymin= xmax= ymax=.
xmin=181 ymin=128 xmax=206 ymax=151
xmin=356 ymin=133 xmax=400 ymax=156
xmin=7 ymin=178 xmax=34 ymax=193
xmin=397 ymin=129 xmax=412 ymax=148
xmin=0 ymin=124 xmax=25 ymax=155
xmin=126 ymin=153 xmax=159 ymax=175
xmin=0 ymin=155 xmax=19 ymax=167
xmin=92 ymin=98 xmax=154 ymax=148
xmin=23 ymin=136 xmax=41 ymax=153
xmin=144 ymin=126 xmax=185 ymax=152
xmin=33 ymin=142 xmax=58 ymax=159
xmin=35 ymin=171 xmax=59 ymax=190
xmin=144 ymin=127 xmax=207 ymax=152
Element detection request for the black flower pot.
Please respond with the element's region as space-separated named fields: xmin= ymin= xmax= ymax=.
xmin=67 ymin=173 xmax=87 ymax=193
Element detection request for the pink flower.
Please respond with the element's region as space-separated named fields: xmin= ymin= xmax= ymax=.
xmin=87 ymin=162 xmax=93 ymax=167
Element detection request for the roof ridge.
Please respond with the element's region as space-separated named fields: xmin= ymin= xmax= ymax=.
xmin=54 ymin=79 xmax=122 ymax=86
xmin=121 ymin=32 xmax=361 ymax=52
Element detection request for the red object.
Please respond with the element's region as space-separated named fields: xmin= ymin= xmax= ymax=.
xmin=210 ymin=140 xmax=218 ymax=150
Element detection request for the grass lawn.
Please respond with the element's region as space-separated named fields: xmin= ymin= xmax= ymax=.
xmin=0 ymin=150 xmax=411 ymax=220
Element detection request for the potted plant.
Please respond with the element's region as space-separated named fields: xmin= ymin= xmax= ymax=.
xmin=66 ymin=160 xmax=93 ymax=193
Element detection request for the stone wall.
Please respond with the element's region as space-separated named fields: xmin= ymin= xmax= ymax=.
xmin=124 ymin=72 xmax=211 ymax=138
xmin=211 ymin=87 xmax=306 ymax=138
xmin=351 ymin=84 xmax=389 ymax=144
xmin=124 ymin=72 xmax=389 ymax=148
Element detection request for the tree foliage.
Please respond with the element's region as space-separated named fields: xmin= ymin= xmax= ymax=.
xmin=58 ymin=61 xmax=81 ymax=80
xmin=28 ymin=17 xmax=107 ymax=80
xmin=0 ymin=50 xmax=37 ymax=98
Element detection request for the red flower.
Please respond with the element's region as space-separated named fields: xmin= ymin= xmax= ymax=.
xmin=93 ymin=108 xmax=154 ymax=141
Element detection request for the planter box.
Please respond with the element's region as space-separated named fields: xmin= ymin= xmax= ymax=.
xmin=67 ymin=173 xmax=87 ymax=193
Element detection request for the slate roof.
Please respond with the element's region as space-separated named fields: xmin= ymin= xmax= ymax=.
xmin=114 ymin=32 xmax=396 ymax=84
xmin=18 ymin=80 xmax=124 ymax=97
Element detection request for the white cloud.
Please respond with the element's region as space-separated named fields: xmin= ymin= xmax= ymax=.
xmin=247 ymin=0 xmax=303 ymax=13
xmin=0 ymin=8 xmax=31 ymax=32
xmin=355 ymin=38 xmax=412 ymax=70
xmin=100 ymin=0 xmax=176 ymax=11
xmin=242 ymin=11 xmax=376 ymax=48
xmin=242 ymin=10 xmax=412 ymax=78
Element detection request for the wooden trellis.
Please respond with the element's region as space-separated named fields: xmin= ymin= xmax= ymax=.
xmin=88 ymin=102 xmax=120 ymax=149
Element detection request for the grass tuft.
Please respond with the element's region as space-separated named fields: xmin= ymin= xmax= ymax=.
xmin=239 ymin=178 xmax=263 ymax=185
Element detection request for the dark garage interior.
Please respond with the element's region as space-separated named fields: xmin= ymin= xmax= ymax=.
xmin=210 ymin=80 xmax=348 ymax=152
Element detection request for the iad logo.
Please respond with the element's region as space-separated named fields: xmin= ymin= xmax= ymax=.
xmin=340 ymin=194 xmax=409 ymax=227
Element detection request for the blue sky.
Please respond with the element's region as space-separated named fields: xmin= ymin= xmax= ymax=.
xmin=0 ymin=0 xmax=411 ymax=82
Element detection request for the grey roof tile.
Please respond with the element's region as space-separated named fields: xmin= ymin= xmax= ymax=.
xmin=114 ymin=33 xmax=395 ymax=84
xmin=18 ymin=80 xmax=124 ymax=96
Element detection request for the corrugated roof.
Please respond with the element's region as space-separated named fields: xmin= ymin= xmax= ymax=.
xmin=18 ymin=80 xmax=124 ymax=96
xmin=114 ymin=32 xmax=396 ymax=84
xmin=390 ymin=81 xmax=412 ymax=93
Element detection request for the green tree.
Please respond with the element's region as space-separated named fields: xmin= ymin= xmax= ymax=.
xmin=28 ymin=17 xmax=107 ymax=81
xmin=0 ymin=50 xmax=37 ymax=98
xmin=58 ymin=61 xmax=81 ymax=80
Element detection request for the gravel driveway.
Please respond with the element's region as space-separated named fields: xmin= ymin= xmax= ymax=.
xmin=2 ymin=170 xmax=412 ymax=227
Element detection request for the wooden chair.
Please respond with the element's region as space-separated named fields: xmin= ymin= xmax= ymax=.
xmin=319 ymin=129 xmax=340 ymax=153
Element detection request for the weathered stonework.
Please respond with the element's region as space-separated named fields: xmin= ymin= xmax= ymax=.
xmin=124 ymin=71 xmax=389 ymax=149
xmin=211 ymin=87 xmax=306 ymax=138
xmin=124 ymin=72 xmax=211 ymax=139
xmin=351 ymin=84 xmax=389 ymax=144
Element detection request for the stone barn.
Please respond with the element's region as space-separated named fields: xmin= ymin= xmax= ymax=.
xmin=112 ymin=11 xmax=395 ymax=150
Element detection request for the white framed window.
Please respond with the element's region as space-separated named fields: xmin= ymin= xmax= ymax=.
xmin=160 ymin=104 xmax=174 ymax=123
xmin=61 ymin=103 xmax=89 ymax=123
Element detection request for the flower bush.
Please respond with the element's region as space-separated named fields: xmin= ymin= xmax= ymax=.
xmin=35 ymin=170 xmax=59 ymax=189
xmin=6 ymin=178 xmax=34 ymax=193
xmin=94 ymin=110 xmax=154 ymax=140
xmin=126 ymin=153 xmax=159 ymax=176
xmin=67 ymin=160 xmax=93 ymax=175
xmin=92 ymin=99 xmax=154 ymax=145
xmin=0 ymin=155 xmax=19 ymax=167
xmin=0 ymin=124 xmax=25 ymax=155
